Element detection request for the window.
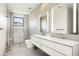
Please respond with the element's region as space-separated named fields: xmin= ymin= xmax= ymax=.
xmin=13 ymin=17 xmax=24 ymax=27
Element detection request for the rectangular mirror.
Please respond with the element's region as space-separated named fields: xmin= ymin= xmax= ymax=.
xmin=51 ymin=3 xmax=74 ymax=34
xmin=40 ymin=16 xmax=47 ymax=33
xmin=39 ymin=11 xmax=49 ymax=33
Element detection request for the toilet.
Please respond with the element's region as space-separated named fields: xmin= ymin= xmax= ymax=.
xmin=25 ymin=39 xmax=34 ymax=48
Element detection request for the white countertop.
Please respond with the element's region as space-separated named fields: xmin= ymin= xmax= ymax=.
xmin=32 ymin=34 xmax=79 ymax=47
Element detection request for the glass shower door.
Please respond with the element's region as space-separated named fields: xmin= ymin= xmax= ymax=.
xmin=13 ymin=17 xmax=24 ymax=43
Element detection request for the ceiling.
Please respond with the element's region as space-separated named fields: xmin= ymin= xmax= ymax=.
xmin=6 ymin=3 xmax=40 ymax=14
xmin=58 ymin=3 xmax=73 ymax=9
xmin=6 ymin=3 xmax=73 ymax=15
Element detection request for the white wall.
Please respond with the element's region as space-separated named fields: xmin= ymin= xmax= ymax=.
xmin=0 ymin=3 xmax=7 ymax=55
xmin=0 ymin=4 xmax=7 ymax=28
xmin=29 ymin=14 xmax=39 ymax=38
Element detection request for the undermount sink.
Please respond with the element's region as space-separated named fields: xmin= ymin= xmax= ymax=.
xmin=40 ymin=33 xmax=52 ymax=37
xmin=38 ymin=32 xmax=47 ymax=36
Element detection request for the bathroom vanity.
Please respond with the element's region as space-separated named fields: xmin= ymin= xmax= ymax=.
xmin=31 ymin=34 xmax=79 ymax=56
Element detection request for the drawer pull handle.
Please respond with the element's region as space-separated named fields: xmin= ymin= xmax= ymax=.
xmin=56 ymin=29 xmax=64 ymax=30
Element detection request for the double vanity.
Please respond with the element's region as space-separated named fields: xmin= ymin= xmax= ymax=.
xmin=31 ymin=34 xmax=79 ymax=56
xmin=30 ymin=4 xmax=76 ymax=56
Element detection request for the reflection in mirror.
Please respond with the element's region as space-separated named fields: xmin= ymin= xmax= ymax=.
xmin=39 ymin=11 xmax=49 ymax=34
xmin=51 ymin=3 xmax=74 ymax=34
xmin=40 ymin=16 xmax=47 ymax=33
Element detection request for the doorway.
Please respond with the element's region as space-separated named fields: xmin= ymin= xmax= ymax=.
xmin=13 ymin=17 xmax=24 ymax=43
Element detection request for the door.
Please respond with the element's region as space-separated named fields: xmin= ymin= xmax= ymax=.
xmin=13 ymin=17 xmax=24 ymax=43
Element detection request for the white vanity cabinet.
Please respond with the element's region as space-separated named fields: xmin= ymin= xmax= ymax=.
xmin=53 ymin=5 xmax=73 ymax=33
xmin=31 ymin=35 xmax=79 ymax=56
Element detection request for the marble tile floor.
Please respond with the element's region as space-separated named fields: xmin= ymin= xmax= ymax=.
xmin=4 ymin=43 xmax=49 ymax=56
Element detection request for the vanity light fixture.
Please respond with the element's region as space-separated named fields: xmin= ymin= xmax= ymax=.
xmin=73 ymin=3 xmax=77 ymax=34
xmin=51 ymin=8 xmax=54 ymax=33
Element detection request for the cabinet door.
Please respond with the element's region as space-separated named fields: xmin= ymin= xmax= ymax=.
xmin=53 ymin=7 xmax=67 ymax=33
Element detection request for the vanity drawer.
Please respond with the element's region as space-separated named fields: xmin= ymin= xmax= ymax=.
xmin=31 ymin=39 xmax=64 ymax=56
xmin=41 ymin=43 xmax=64 ymax=56
xmin=41 ymin=39 xmax=72 ymax=56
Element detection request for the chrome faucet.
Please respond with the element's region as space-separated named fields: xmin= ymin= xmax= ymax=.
xmin=60 ymin=33 xmax=65 ymax=39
